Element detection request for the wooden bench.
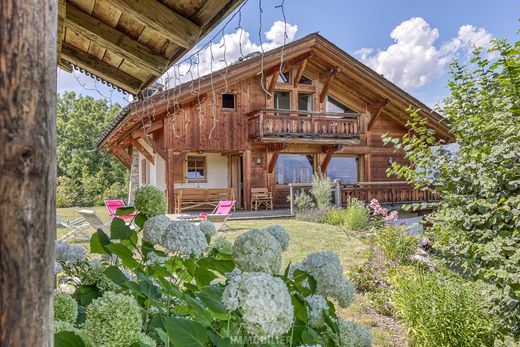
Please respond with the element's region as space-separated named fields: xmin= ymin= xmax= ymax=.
xmin=174 ymin=188 xmax=234 ymax=213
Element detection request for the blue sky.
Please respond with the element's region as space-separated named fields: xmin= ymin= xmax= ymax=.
xmin=58 ymin=0 xmax=520 ymax=108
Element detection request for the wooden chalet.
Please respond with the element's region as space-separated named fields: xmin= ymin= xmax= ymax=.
xmin=98 ymin=33 xmax=454 ymax=213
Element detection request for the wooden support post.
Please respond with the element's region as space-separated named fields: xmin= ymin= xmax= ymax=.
xmin=166 ymin=149 xmax=176 ymax=214
xmin=366 ymin=99 xmax=389 ymax=130
xmin=266 ymin=69 xmax=280 ymax=99
xmin=132 ymin=140 xmax=155 ymax=165
xmin=293 ymin=58 xmax=308 ymax=88
xmin=267 ymin=150 xmax=281 ymax=173
xmin=117 ymin=147 xmax=133 ymax=163
xmin=243 ymin=149 xmax=252 ymax=210
xmin=0 ymin=0 xmax=56 ymax=345
xmin=319 ymin=67 xmax=339 ymax=103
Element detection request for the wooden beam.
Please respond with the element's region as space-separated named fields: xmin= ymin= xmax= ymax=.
xmin=106 ymin=0 xmax=201 ymax=49
xmin=132 ymin=140 xmax=155 ymax=165
xmin=131 ymin=120 xmax=164 ymax=139
xmin=65 ymin=4 xmax=168 ymax=75
xmin=267 ymin=143 xmax=287 ymax=173
xmin=117 ymin=147 xmax=132 ymax=163
xmin=319 ymin=67 xmax=339 ymax=103
xmin=1 ymin=0 xmax=56 ymax=345
xmin=320 ymin=144 xmax=342 ymax=173
xmin=173 ymin=150 xmax=188 ymax=165
xmin=57 ymin=0 xmax=72 ymax=72
xmin=166 ymin=149 xmax=176 ymax=213
xmin=293 ymin=58 xmax=308 ymax=87
xmin=61 ymin=43 xmax=142 ymax=94
xmin=366 ymin=99 xmax=389 ymax=130
xmin=266 ymin=69 xmax=280 ymax=99
xmin=112 ymin=151 xmax=131 ymax=170
xmin=144 ymin=136 xmax=167 ymax=160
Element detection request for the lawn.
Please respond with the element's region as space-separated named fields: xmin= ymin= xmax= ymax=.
xmin=56 ymin=208 xmax=405 ymax=346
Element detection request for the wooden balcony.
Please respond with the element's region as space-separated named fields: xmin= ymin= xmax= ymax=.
xmin=247 ymin=108 xmax=360 ymax=144
xmin=340 ymin=181 xmax=440 ymax=205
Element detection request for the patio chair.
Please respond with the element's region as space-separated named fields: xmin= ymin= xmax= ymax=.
xmin=56 ymin=214 xmax=90 ymax=242
xmin=104 ymin=199 xmax=137 ymax=220
xmin=199 ymin=200 xmax=235 ymax=231
xmin=77 ymin=209 xmax=110 ymax=233
xmin=250 ymin=188 xmax=273 ymax=211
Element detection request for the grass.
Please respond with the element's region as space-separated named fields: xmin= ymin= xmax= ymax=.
xmin=56 ymin=208 xmax=405 ymax=346
xmin=56 ymin=206 xmax=110 ymax=239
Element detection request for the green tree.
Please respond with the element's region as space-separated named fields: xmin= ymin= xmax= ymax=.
xmin=384 ymin=37 xmax=520 ymax=340
xmin=57 ymin=92 xmax=128 ymax=207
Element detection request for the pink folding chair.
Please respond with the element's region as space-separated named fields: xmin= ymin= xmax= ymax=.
xmin=199 ymin=200 xmax=235 ymax=231
xmin=104 ymin=199 xmax=137 ymax=220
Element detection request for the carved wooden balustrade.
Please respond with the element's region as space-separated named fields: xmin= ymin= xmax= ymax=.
xmin=247 ymin=108 xmax=360 ymax=141
xmin=341 ymin=181 xmax=440 ymax=205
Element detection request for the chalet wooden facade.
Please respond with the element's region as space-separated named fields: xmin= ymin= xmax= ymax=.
xmin=98 ymin=33 xmax=453 ymax=213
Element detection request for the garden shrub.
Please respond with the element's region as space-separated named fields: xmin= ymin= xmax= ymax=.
xmin=384 ymin=37 xmax=520 ymax=338
xmin=54 ymin=195 xmax=372 ymax=346
xmin=343 ymin=198 xmax=370 ymax=231
xmin=134 ymin=185 xmax=167 ymax=218
xmin=375 ymin=225 xmax=418 ymax=264
xmin=391 ymin=267 xmax=496 ymax=347
xmin=310 ymin=172 xmax=333 ymax=210
xmin=56 ymin=176 xmax=78 ymax=208
xmin=54 ymin=290 xmax=78 ymax=324
xmin=323 ymin=208 xmax=346 ymax=225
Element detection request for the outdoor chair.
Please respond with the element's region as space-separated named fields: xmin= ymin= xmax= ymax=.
xmin=250 ymin=188 xmax=273 ymax=211
xmin=199 ymin=200 xmax=235 ymax=231
xmin=56 ymin=214 xmax=90 ymax=242
xmin=104 ymin=199 xmax=137 ymax=220
xmin=77 ymin=209 xmax=110 ymax=234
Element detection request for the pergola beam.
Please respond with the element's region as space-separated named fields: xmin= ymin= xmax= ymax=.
xmin=61 ymin=43 xmax=142 ymax=94
xmin=65 ymin=3 xmax=168 ymax=75
xmin=106 ymin=0 xmax=201 ymax=49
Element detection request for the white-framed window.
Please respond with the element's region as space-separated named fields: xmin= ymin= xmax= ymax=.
xmin=274 ymin=91 xmax=291 ymax=110
xmin=277 ymin=71 xmax=290 ymax=84
xmin=187 ymin=156 xmax=207 ymax=182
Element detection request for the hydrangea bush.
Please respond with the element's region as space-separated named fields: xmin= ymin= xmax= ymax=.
xmin=54 ymin=198 xmax=372 ymax=346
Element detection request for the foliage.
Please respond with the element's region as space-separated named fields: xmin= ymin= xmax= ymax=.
xmin=391 ymin=267 xmax=496 ymax=347
xmin=343 ymin=198 xmax=370 ymax=231
xmin=310 ymin=172 xmax=333 ymax=211
xmin=134 ymin=185 xmax=167 ymax=218
xmin=54 ymin=291 xmax=78 ymax=324
xmin=383 ymin=37 xmax=520 ymax=337
xmin=54 ymin=200 xmax=371 ymax=346
xmin=323 ymin=208 xmax=346 ymax=226
xmin=57 ymin=92 xmax=128 ymax=207
xmin=375 ymin=225 xmax=418 ymax=264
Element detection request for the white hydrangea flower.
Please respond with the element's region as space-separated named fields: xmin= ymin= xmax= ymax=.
xmin=297 ymin=345 xmax=323 ymax=347
xmin=55 ymin=240 xmax=86 ymax=265
xmin=306 ymin=294 xmax=328 ymax=328
xmin=143 ymin=215 xmax=171 ymax=244
xmin=261 ymin=225 xmax=290 ymax=251
xmin=232 ymin=229 xmax=282 ymax=274
xmin=199 ymin=221 xmax=217 ymax=240
xmin=335 ymin=318 xmax=372 ymax=347
xmin=302 ymin=252 xmax=354 ymax=307
xmin=160 ymin=221 xmax=208 ymax=259
xmin=144 ymin=251 xmax=168 ymax=265
xmin=222 ymin=272 xmax=294 ymax=338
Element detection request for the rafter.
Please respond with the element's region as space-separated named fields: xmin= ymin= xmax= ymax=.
xmin=117 ymin=147 xmax=132 ymax=162
xmin=319 ymin=67 xmax=339 ymax=103
xmin=143 ymin=136 xmax=167 ymax=160
xmin=131 ymin=120 xmax=164 ymax=139
xmin=132 ymin=140 xmax=155 ymax=165
xmin=366 ymin=99 xmax=389 ymax=130
xmin=106 ymin=0 xmax=201 ymax=49
xmin=61 ymin=43 xmax=142 ymax=94
xmin=65 ymin=4 xmax=168 ymax=75
xmin=110 ymin=149 xmax=131 ymax=170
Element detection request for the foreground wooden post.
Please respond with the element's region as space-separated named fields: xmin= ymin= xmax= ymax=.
xmin=0 ymin=0 xmax=57 ymax=345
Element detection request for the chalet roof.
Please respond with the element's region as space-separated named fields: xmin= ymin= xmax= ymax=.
xmin=57 ymin=0 xmax=244 ymax=94
xmin=97 ymin=32 xmax=454 ymax=149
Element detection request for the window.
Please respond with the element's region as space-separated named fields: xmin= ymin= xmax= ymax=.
xmin=298 ymin=93 xmax=313 ymax=112
xmin=327 ymin=155 xmax=359 ymax=183
xmin=326 ymin=96 xmax=355 ymax=113
xmin=222 ymin=93 xmax=235 ymax=109
xmin=275 ymin=154 xmax=314 ymax=184
xmin=299 ymin=75 xmax=313 ymax=85
xmin=187 ymin=156 xmax=206 ymax=182
xmin=277 ymin=71 xmax=290 ymax=84
xmin=274 ymin=91 xmax=291 ymax=110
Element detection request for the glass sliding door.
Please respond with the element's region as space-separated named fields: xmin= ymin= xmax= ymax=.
xmin=275 ymin=154 xmax=314 ymax=184
xmin=327 ymin=155 xmax=359 ymax=183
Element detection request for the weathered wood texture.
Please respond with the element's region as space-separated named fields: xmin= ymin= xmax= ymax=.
xmin=0 ymin=0 xmax=57 ymax=345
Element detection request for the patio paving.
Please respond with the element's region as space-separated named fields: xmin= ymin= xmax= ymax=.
xmin=171 ymin=208 xmax=292 ymax=220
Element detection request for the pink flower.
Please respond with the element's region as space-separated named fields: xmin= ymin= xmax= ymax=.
xmin=369 ymin=199 xmax=380 ymax=209
xmin=385 ymin=211 xmax=399 ymax=221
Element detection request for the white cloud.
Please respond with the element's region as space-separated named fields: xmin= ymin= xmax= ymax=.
xmin=355 ymin=17 xmax=494 ymax=90
xmin=161 ymin=20 xmax=298 ymax=88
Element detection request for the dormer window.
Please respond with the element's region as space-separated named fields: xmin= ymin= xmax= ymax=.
xmin=222 ymin=93 xmax=235 ymax=110
xmin=298 ymin=75 xmax=313 ymax=85
xmin=277 ymin=71 xmax=290 ymax=84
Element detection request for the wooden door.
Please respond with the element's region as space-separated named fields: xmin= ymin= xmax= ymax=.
xmin=230 ymin=155 xmax=243 ymax=208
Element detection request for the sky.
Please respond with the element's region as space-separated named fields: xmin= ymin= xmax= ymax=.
xmin=57 ymin=0 xmax=520 ymax=108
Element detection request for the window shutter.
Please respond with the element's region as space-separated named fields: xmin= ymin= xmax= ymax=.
xmin=173 ymin=157 xmax=185 ymax=183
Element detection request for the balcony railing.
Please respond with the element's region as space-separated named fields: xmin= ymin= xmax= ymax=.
xmin=247 ymin=108 xmax=360 ymax=141
xmin=340 ymin=181 xmax=440 ymax=205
